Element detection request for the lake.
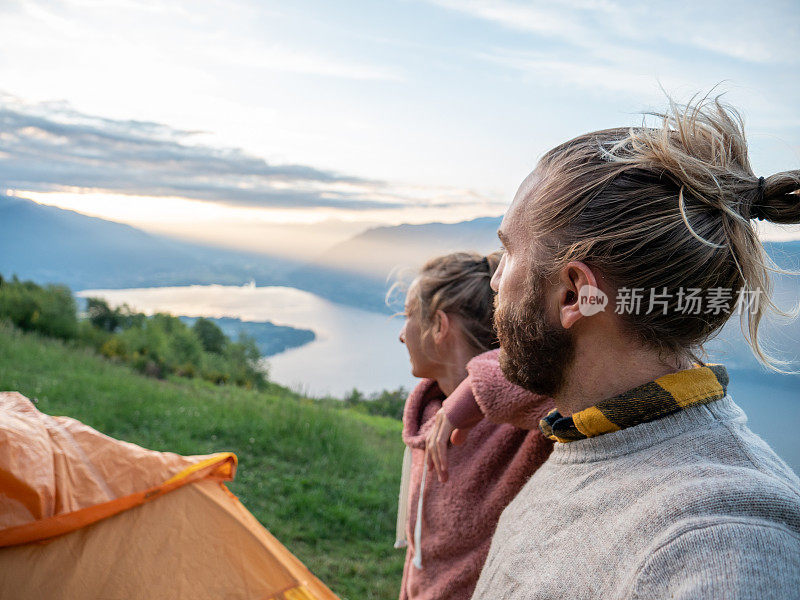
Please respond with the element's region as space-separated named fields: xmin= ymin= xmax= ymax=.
xmin=77 ymin=284 xmax=417 ymax=397
xmin=77 ymin=284 xmax=799 ymax=474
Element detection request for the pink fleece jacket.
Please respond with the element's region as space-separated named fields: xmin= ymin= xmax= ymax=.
xmin=399 ymin=349 xmax=554 ymax=600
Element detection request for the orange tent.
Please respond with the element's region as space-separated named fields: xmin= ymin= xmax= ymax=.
xmin=0 ymin=392 xmax=339 ymax=600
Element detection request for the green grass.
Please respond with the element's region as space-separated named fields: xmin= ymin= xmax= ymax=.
xmin=0 ymin=322 xmax=406 ymax=599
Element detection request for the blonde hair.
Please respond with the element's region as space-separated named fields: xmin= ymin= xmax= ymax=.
xmin=403 ymin=251 xmax=502 ymax=353
xmin=529 ymin=94 xmax=800 ymax=371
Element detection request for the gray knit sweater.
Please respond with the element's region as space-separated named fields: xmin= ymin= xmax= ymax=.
xmin=471 ymin=396 xmax=800 ymax=599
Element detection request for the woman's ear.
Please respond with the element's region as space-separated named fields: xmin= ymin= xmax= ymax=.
xmin=433 ymin=310 xmax=450 ymax=345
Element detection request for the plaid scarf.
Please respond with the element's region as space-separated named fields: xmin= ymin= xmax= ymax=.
xmin=539 ymin=364 xmax=729 ymax=443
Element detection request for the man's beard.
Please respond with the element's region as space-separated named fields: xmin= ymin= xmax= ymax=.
xmin=494 ymin=273 xmax=575 ymax=398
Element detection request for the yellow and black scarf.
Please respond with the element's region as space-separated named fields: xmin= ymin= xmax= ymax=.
xmin=539 ymin=364 xmax=729 ymax=443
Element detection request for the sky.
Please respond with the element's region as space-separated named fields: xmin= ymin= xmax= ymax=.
xmin=2 ymin=0 xmax=799 ymax=256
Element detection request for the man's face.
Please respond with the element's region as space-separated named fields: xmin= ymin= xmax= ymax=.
xmin=491 ymin=172 xmax=576 ymax=398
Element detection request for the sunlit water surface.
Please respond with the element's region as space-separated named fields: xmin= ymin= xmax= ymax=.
xmin=78 ymin=284 xmax=416 ymax=397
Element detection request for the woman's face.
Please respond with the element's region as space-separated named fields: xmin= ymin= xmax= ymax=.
xmin=398 ymin=283 xmax=440 ymax=379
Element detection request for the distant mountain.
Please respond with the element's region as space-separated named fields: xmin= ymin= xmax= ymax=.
xmin=318 ymin=216 xmax=503 ymax=276
xmin=0 ymin=194 xmax=292 ymax=290
xmin=0 ymin=194 xmax=505 ymax=314
xmin=287 ymin=216 xmax=503 ymax=312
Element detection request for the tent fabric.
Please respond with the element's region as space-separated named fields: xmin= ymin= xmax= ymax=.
xmin=0 ymin=392 xmax=339 ymax=600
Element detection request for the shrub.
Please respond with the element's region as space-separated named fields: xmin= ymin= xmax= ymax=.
xmin=86 ymin=297 xmax=122 ymax=332
xmin=0 ymin=276 xmax=78 ymax=340
xmin=100 ymin=336 xmax=128 ymax=360
xmin=75 ymin=320 xmax=112 ymax=350
xmin=0 ymin=274 xmax=269 ymax=390
xmin=166 ymin=326 xmax=203 ymax=372
xmin=193 ymin=318 xmax=227 ymax=354
xmin=336 ymin=387 xmax=407 ymax=420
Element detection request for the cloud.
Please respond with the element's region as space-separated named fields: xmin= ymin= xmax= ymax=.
xmin=477 ymin=49 xmax=662 ymax=96
xmin=428 ymin=0 xmax=800 ymax=125
xmin=11 ymin=0 xmax=403 ymax=83
xmin=0 ymin=95 xmax=508 ymax=218
xmin=207 ymin=43 xmax=404 ymax=82
xmin=428 ymin=0 xmax=799 ymax=65
xmin=0 ymin=96 xmax=410 ymax=211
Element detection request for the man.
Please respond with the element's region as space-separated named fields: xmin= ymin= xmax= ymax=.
xmin=432 ymin=97 xmax=800 ymax=599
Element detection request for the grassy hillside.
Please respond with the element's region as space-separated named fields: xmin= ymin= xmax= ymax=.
xmin=0 ymin=322 xmax=406 ymax=600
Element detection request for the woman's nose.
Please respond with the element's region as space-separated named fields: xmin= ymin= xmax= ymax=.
xmin=399 ymin=324 xmax=406 ymax=344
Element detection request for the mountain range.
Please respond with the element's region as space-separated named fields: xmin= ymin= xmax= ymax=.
xmin=0 ymin=194 xmax=296 ymax=290
xmin=0 ymin=194 xmax=502 ymax=313
xmin=287 ymin=216 xmax=502 ymax=312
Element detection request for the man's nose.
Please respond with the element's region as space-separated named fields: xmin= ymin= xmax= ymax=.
xmin=490 ymin=255 xmax=505 ymax=292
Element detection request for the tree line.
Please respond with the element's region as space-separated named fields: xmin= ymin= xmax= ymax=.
xmin=0 ymin=274 xmax=266 ymax=389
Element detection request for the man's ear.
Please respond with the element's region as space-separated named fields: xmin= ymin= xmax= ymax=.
xmin=558 ymin=261 xmax=600 ymax=329
xmin=433 ymin=310 xmax=450 ymax=344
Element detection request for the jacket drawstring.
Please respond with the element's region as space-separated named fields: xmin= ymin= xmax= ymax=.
xmin=412 ymin=448 xmax=428 ymax=570
xmin=394 ymin=445 xmax=412 ymax=549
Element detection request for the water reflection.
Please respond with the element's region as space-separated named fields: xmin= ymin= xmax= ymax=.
xmin=77 ymin=284 xmax=416 ymax=397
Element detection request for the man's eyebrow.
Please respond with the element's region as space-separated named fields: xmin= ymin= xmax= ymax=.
xmin=497 ymin=229 xmax=509 ymax=247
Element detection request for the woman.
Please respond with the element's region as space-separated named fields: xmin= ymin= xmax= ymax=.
xmin=395 ymin=251 xmax=554 ymax=600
